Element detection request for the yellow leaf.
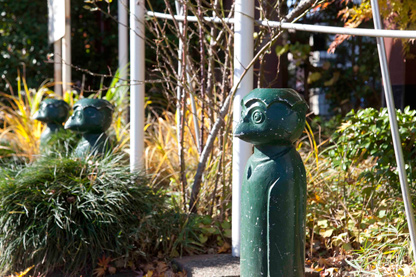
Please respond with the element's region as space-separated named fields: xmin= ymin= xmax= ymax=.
xmin=144 ymin=270 xmax=154 ymax=277
xmin=12 ymin=265 xmax=34 ymax=277
xmin=319 ymin=228 xmax=334 ymax=238
xmin=176 ymin=271 xmax=187 ymax=277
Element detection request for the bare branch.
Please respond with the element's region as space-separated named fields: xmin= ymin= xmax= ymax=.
xmin=284 ymin=0 xmax=317 ymax=22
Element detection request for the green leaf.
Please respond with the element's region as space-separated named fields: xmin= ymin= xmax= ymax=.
xmin=223 ymin=229 xmax=232 ymax=238
xmin=221 ymin=221 xmax=231 ymax=230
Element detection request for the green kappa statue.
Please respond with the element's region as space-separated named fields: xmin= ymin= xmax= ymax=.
xmin=33 ymin=99 xmax=70 ymax=147
xmin=234 ymin=88 xmax=308 ymax=277
xmin=64 ymin=98 xmax=114 ymax=157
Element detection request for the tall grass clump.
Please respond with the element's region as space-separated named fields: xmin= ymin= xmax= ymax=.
xmin=144 ymin=106 xmax=232 ymax=217
xmin=0 ymin=152 xmax=164 ymax=276
xmin=0 ymin=73 xmax=52 ymax=162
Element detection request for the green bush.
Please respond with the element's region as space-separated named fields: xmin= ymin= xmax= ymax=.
xmin=329 ymin=107 xmax=416 ymax=194
xmin=0 ymin=153 xmax=164 ymax=276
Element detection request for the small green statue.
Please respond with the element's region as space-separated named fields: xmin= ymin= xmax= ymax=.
xmin=234 ymin=88 xmax=308 ymax=277
xmin=33 ymin=99 xmax=70 ymax=147
xmin=64 ymin=98 xmax=114 ymax=157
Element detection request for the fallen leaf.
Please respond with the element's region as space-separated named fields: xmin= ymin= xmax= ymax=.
xmin=108 ymin=266 xmax=116 ymax=275
xmin=218 ymin=241 xmax=231 ymax=254
xmin=318 ymin=257 xmax=330 ymax=267
xmin=143 ymin=263 xmax=155 ymax=273
xmin=156 ymin=261 xmax=169 ymax=273
xmin=163 ymin=270 xmax=175 ymax=277
xmin=175 ymin=271 xmax=187 ymax=277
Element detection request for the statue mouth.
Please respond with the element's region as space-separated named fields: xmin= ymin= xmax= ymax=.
xmin=234 ymin=131 xmax=246 ymax=138
xmin=234 ymin=131 xmax=250 ymax=141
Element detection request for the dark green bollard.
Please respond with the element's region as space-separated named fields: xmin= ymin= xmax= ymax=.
xmin=64 ymin=98 xmax=114 ymax=157
xmin=234 ymin=88 xmax=308 ymax=277
xmin=33 ymin=99 xmax=70 ymax=147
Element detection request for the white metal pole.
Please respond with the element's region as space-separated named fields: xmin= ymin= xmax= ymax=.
xmin=53 ymin=39 xmax=63 ymax=96
xmin=130 ymin=0 xmax=146 ymax=172
xmin=118 ymin=0 xmax=129 ymax=80
xmin=232 ymin=0 xmax=254 ymax=257
xmin=62 ymin=0 xmax=71 ymax=94
xmin=370 ymin=0 xmax=416 ymax=261
xmin=146 ymin=11 xmax=416 ymax=39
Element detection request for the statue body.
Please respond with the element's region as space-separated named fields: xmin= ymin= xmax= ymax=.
xmin=64 ymin=98 xmax=113 ymax=157
xmin=234 ymin=88 xmax=308 ymax=277
xmin=33 ymin=99 xmax=70 ymax=147
xmin=72 ymin=133 xmax=110 ymax=157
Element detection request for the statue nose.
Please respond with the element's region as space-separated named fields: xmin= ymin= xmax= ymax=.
xmin=64 ymin=118 xmax=72 ymax=129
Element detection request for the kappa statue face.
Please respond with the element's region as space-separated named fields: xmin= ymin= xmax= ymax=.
xmin=33 ymin=99 xmax=70 ymax=124
xmin=234 ymin=88 xmax=308 ymax=145
xmin=64 ymin=98 xmax=113 ymax=134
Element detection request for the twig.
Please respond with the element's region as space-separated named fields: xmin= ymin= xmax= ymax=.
xmin=189 ymin=28 xmax=285 ymax=212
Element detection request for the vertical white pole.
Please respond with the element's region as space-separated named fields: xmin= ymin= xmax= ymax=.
xmin=62 ymin=0 xmax=71 ymax=94
xmin=130 ymin=0 xmax=146 ymax=172
xmin=232 ymin=0 xmax=254 ymax=257
xmin=370 ymin=0 xmax=416 ymax=262
xmin=118 ymin=0 xmax=129 ymax=80
xmin=54 ymin=39 xmax=63 ymax=96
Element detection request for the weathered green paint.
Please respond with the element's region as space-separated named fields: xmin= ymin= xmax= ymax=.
xmin=33 ymin=99 xmax=70 ymax=147
xmin=64 ymin=98 xmax=114 ymax=157
xmin=234 ymin=88 xmax=308 ymax=277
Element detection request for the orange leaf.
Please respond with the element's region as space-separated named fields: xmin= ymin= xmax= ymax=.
xmin=97 ymin=255 xmax=112 ymax=268
xmin=93 ymin=267 xmax=107 ymax=277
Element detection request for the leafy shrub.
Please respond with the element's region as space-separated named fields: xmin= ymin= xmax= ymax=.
xmin=0 ymin=153 xmax=164 ymax=276
xmin=329 ymin=107 xmax=416 ymax=194
xmin=303 ymin=112 xmax=415 ymax=275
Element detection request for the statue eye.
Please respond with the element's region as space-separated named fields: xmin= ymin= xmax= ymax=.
xmin=74 ymin=110 xmax=83 ymax=119
xmin=84 ymin=107 xmax=96 ymax=118
xmin=252 ymin=110 xmax=265 ymax=124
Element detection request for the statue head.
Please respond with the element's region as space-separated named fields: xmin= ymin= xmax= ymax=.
xmin=234 ymin=88 xmax=308 ymax=145
xmin=33 ymin=99 xmax=70 ymax=124
xmin=64 ymin=98 xmax=114 ymax=134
